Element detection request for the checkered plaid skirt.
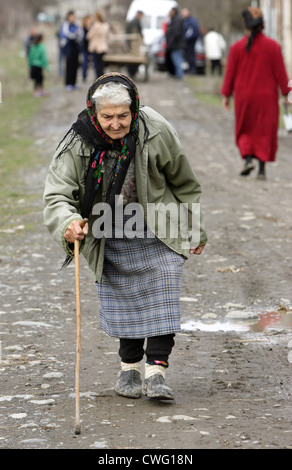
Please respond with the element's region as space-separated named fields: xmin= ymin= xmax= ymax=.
xmin=96 ymin=231 xmax=185 ymax=339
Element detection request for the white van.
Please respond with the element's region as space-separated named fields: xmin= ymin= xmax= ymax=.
xmin=126 ymin=0 xmax=178 ymax=50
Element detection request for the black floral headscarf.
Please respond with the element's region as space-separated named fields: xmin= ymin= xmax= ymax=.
xmin=84 ymin=73 xmax=140 ymax=217
xmin=57 ymin=72 xmax=140 ymax=219
xmin=58 ymin=73 xmax=141 ymax=268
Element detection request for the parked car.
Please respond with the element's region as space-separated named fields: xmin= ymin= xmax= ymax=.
xmin=150 ymin=33 xmax=206 ymax=75
xmin=150 ymin=33 xmax=167 ymax=71
xmin=194 ymin=37 xmax=206 ymax=75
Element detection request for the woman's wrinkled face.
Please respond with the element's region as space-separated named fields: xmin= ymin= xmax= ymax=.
xmin=97 ymin=104 xmax=132 ymax=140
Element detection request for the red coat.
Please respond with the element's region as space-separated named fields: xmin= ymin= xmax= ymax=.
xmin=221 ymin=32 xmax=291 ymax=162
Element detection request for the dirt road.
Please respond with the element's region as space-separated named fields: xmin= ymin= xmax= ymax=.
xmin=0 ymin=64 xmax=292 ymax=451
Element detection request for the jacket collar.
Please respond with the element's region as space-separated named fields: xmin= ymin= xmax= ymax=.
xmin=138 ymin=106 xmax=161 ymax=142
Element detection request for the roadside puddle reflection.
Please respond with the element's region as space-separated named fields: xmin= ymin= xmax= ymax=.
xmin=250 ymin=311 xmax=292 ymax=332
xmin=182 ymin=311 xmax=292 ymax=333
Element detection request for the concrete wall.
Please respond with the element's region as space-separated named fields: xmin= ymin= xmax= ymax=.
xmin=282 ymin=0 xmax=292 ymax=76
xmin=260 ymin=0 xmax=292 ymax=77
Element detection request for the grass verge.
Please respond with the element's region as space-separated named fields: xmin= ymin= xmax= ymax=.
xmin=186 ymin=74 xmax=224 ymax=108
xmin=0 ymin=40 xmax=44 ymax=232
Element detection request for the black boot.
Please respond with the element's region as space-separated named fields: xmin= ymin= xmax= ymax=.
xmin=240 ymin=155 xmax=255 ymax=176
xmin=257 ymin=161 xmax=266 ymax=180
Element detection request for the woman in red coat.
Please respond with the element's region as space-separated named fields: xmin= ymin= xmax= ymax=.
xmin=221 ymin=7 xmax=291 ymax=180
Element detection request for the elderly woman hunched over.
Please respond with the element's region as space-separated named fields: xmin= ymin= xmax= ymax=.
xmin=44 ymin=73 xmax=207 ymax=401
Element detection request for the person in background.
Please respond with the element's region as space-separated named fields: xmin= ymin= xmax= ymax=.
xmin=87 ymin=10 xmax=111 ymax=79
xmin=60 ymin=11 xmax=83 ymax=91
xmin=204 ymin=27 xmax=226 ymax=76
xmin=125 ymin=10 xmax=144 ymax=78
xmin=165 ymin=7 xmax=185 ymax=80
xmin=24 ymin=27 xmax=37 ymax=80
xmin=221 ymin=7 xmax=291 ymax=180
xmin=81 ymin=15 xmax=93 ymax=82
xmin=24 ymin=27 xmax=37 ymax=58
xmin=181 ymin=7 xmax=200 ymax=74
xmin=43 ymin=72 xmax=207 ymax=401
xmin=28 ymin=33 xmax=50 ymax=98
xmin=56 ymin=19 xmax=66 ymax=77
xmin=162 ymin=18 xmax=175 ymax=76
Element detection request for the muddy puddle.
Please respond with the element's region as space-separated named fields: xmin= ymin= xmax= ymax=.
xmin=181 ymin=310 xmax=292 ymax=333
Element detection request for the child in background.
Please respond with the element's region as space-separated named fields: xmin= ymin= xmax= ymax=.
xmin=29 ymin=34 xmax=50 ymax=97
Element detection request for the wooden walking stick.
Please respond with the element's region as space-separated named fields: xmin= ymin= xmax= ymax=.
xmin=74 ymin=219 xmax=88 ymax=435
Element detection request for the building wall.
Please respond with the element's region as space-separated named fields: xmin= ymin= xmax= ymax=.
xmin=45 ymin=0 xmax=131 ymax=23
xmin=260 ymin=0 xmax=292 ymax=76
xmin=281 ymin=0 xmax=292 ymax=76
xmin=55 ymin=0 xmax=108 ymax=19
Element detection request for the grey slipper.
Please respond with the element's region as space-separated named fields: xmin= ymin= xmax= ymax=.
xmin=143 ymin=374 xmax=174 ymax=400
xmin=115 ymin=370 xmax=142 ymax=399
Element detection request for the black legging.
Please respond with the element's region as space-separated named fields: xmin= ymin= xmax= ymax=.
xmin=65 ymin=42 xmax=79 ymax=86
xmin=119 ymin=334 xmax=175 ymax=367
xmin=30 ymin=66 xmax=43 ymax=89
xmin=93 ymin=52 xmax=105 ymax=78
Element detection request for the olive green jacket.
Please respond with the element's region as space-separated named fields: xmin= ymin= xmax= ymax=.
xmin=43 ymin=106 xmax=208 ymax=282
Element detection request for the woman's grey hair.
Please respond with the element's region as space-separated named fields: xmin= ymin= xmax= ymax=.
xmin=92 ymin=82 xmax=132 ymax=111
